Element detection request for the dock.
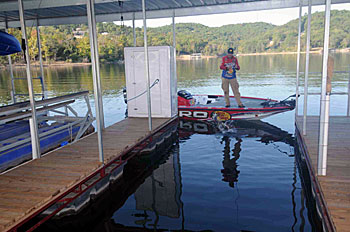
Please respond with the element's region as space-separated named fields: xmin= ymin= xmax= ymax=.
xmin=295 ymin=116 xmax=350 ymax=232
xmin=0 ymin=117 xmax=176 ymax=232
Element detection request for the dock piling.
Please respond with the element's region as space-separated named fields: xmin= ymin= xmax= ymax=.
xmin=295 ymin=0 xmax=302 ymax=118
xmin=36 ymin=19 xmax=47 ymax=100
xmin=142 ymin=0 xmax=152 ymax=131
xmin=5 ymin=20 xmax=16 ymax=104
xmin=18 ymin=0 xmax=41 ymax=158
xmin=172 ymin=10 xmax=177 ymax=103
xmin=87 ymin=0 xmax=104 ymax=163
xmin=317 ymin=0 xmax=331 ymax=176
xmin=303 ymin=0 xmax=312 ymax=136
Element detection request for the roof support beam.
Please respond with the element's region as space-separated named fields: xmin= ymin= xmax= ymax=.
xmin=5 ymin=21 xmax=16 ymax=104
xmin=142 ymin=0 xmax=152 ymax=131
xmin=171 ymin=0 xmax=182 ymax=8
xmin=172 ymin=10 xmax=177 ymax=105
xmin=1 ymin=0 xmax=126 ymax=12
xmin=295 ymin=0 xmax=302 ymax=117
xmin=18 ymin=0 xmax=41 ymax=159
xmin=87 ymin=0 xmax=105 ymax=163
xmin=36 ymin=19 xmax=48 ymax=100
xmin=2 ymin=0 xmax=349 ymax=27
xmin=184 ymin=0 xmax=194 ymax=7
xmin=303 ymin=0 xmax=312 ymax=136
xmin=317 ymin=0 xmax=332 ymax=176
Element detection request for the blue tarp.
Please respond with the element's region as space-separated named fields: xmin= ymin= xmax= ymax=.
xmin=0 ymin=30 xmax=21 ymax=56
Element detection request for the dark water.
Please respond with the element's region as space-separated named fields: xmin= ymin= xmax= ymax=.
xmin=1 ymin=53 xmax=350 ymax=231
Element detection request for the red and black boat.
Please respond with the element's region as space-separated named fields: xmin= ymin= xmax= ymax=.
xmin=177 ymin=90 xmax=296 ymax=121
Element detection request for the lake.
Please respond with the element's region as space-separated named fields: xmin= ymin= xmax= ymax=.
xmin=1 ymin=53 xmax=350 ymax=231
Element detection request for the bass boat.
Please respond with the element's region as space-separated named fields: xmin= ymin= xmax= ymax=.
xmin=178 ymin=90 xmax=296 ymax=121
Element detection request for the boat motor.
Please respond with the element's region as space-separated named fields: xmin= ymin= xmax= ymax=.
xmin=178 ymin=90 xmax=195 ymax=106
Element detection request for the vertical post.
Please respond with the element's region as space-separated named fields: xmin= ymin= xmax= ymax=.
xmin=142 ymin=0 xmax=152 ymax=131
xmin=87 ymin=0 xmax=104 ymax=163
xmin=18 ymin=0 xmax=41 ymax=158
xmin=347 ymin=65 xmax=350 ymax=116
xmin=36 ymin=19 xmax=48 ymax=99
xmin=5 ymin=22 xmax=16 ymax=104
xmin=303 ymin=0 xmax=312 ymax=135
xmin=317 ymin=0 xmax=331 ymax=176
xmin=295 ymin=0 xmax=302 ymax=118
xmin=172 ymin=10 xmax=177 ymax=104
xmin=133 ymin=12 xmax=136 ymax=46
xmin=29 ymin=118 xmax=39 ymax=159
xmin=95 ymin=25 xmax=104 ymax=129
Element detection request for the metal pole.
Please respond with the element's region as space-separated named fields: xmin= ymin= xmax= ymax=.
xmin=347 ymin=65 xmax=350 ymax=116
xmin=87 ymin=0 xmax=104 ymax=163
xmin=295 ymin=0 xmax=302 ymax=118
xmin=91 ymin=8 xmax=104 ymax=130
xmin=133 ymin=12 xmax=136 ymax=46
xmin=18 ymin=0 xmax=41 ymax=158
xmin=142 ymin=0 xmax=152 ymax=131
xmin=5 ymin=22 xmax=16 ymax=104
xmin=303 ymin=0 xmax=312 ymax=135
xmin=317 ymin=0 xmax=331 ymax=176
xmin=172 ymin=10 xmax=177 ymax=106
xmin=36 ymin=19 xmax=48 ymax=99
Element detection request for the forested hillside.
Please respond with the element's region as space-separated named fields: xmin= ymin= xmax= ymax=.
xmin=1 ymin=10 xmax=350 ymax=65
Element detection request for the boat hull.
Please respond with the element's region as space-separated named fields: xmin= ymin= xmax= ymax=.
xmin=0 ymin=31 xmax=21 ymax=56
xmin=179 ymin=107 xmax=292 ymax=121
xmin=0 ymin=121 xmax=94 ymax=172
xmin=178 ymin=93 xmax=295 ymax=121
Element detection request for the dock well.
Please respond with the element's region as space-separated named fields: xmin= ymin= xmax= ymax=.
xmin=296 ymin=116 xmax=350 ymax=232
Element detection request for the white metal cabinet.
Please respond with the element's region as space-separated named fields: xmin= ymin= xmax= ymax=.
xmin=124 ymin=46 xmax=177 ymax=118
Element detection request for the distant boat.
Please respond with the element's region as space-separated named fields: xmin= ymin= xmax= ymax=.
xmin=178 ymin=90 xmax=296 ymax=121
xmin=0 ymin=30 xmax=21 ymax=56
xmin=190 ymin=53 xmax=202 ymax=59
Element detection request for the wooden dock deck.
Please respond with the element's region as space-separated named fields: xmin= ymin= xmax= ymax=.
xmin=295 ymin=116 xmax=350 ymax=232
xmin=0 ymin=117 xmax=176 ymax=232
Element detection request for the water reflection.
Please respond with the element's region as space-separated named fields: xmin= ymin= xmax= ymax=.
xmin=177 ymin=119 xmax=317 ymax=232
xmin=179 ymin=119 xmax=294 ymax=192
xmin=133 ymin=143 xmax=184 ymax=230
xmin=38 ymin=119 xmax=321 ymax=231
xmin=179 ymin=119 xmax=294 ymax=147
xmin=221 ymin=136 xmax=241 ymax=188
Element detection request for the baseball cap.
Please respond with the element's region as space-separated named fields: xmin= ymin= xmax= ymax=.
xmin=227 ymin=48 xmax=234 ymax=54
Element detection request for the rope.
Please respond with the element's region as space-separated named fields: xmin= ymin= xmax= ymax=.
xmin=126 ymin=79 xmax=160 ymax=102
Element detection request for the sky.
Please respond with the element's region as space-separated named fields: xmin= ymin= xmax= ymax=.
xmin=121 ymin=3 xmax=350 ymax=28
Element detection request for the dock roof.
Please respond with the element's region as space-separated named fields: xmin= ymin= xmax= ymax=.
xmin=0 ymin=0 xmax=349 ymax=28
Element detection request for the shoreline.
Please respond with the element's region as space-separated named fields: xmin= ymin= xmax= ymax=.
xmin=1 ymin=49 xmax=349 ymax=68
xmin=237 ymin=48 xmax=350 ymax=56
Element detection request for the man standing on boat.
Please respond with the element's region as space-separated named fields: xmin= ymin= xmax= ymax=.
xmin=220 ymin=48 xmax=244 ymax=108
